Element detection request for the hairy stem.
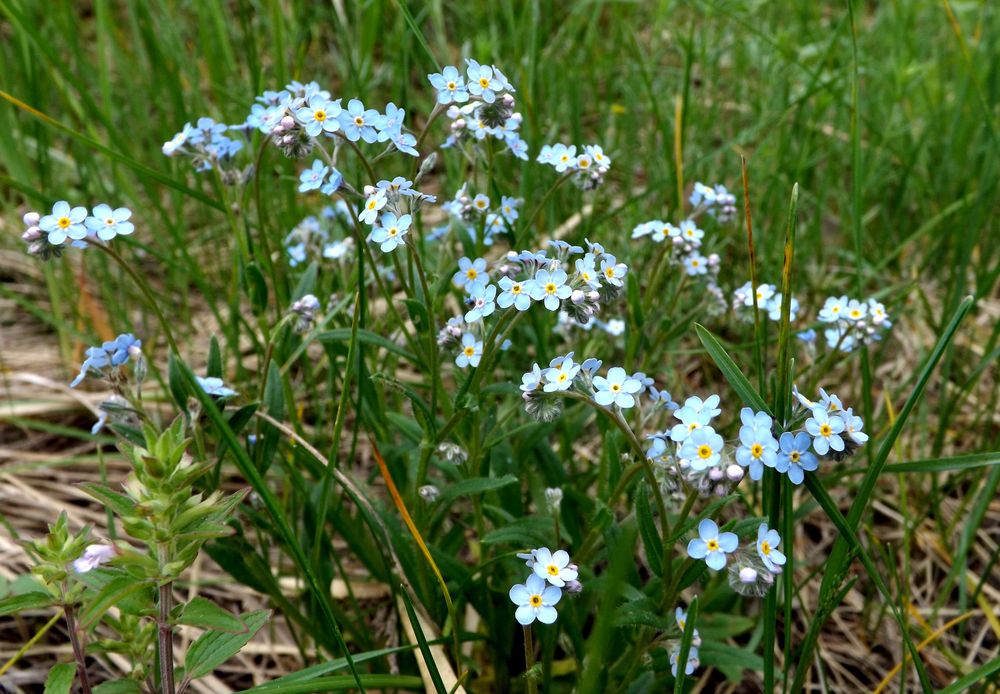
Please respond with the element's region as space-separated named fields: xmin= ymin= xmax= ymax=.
xmin=63 ymin=604 xmax=93 ymax=694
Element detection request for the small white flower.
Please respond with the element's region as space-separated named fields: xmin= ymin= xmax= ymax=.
xmin=509 ymin=574 xmax=562 ymax=625
xmin=592 ymin=367 xmax=642 ymax=409
xmin=73 ymin=544 xmax=116 ymax=573
xmin=531 ymin=547 xmax=578 ymax=587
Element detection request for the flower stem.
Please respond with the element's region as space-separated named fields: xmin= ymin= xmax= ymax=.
xmin=158 ymin=545 xmax=176 ymax=694
xmin=523 ymin=625 xmax=538 ymax=694
xmin=87 ymin=240 xmax=180 ymax=355
xmin=63 ymin=604 xmax=93 ymax=694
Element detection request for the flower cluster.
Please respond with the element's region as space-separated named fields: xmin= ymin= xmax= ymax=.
xmin=162 ymin=116 xmax=245 ymax=175
xmin=70 ymin=334 xmax=143 ymax=389
xmin=438 ymin=187 xmax=521 ymax=247
xmin=357 ymin=179 xmax=436 ymax=253
xmin=430 ymin=60 xmax=527 ymax=159
xmin=537 ymin=143 xmax=611 ymax=189
xmin=815 ymin=295 xmax=892 ymax=352
xmin=685 ymin=519 xmax=787 ymax=598
xmin=21 ymin=201 xmax=135 ymax=260
xmin=508 ymin=547 xmax=580 ymax=626
xmin=689 ymin=181 xmax=737 ymax=222
xmin=284 ymin=204 xmax=356 ymax=266
xmin=732 ymin=281 xmax=800 ymax=322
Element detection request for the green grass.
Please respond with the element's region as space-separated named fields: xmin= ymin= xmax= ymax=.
xmin=1 ymin=0 xmax=999 ymax=691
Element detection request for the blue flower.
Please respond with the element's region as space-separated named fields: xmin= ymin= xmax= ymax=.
xmin=683 ymin=253 xmax=709 ymax=276
xmin=497 ymin=276 xmax=531 ymax=311
xmin=339 ymin=99 xmax=380 ymax=143
xmin=509 ymin=573 xmax=561 ymax=626
xmin=295 ymin=95 xmax=341 ymax=137
xmin=299 ymin=159 xmax=330 ymax=192
xmin=599 ymin=255 xmax=627 ymax=287
xmin=776 ymin=432 xmax=819 ymax=485
xmin=287 ymin=242 xmax=307 ymax=266
xmin=465 ymin=59 xmax=502 ymax=103
xmin=456 ymin=333 xmax=483 ymax=368
xmin=670 ymin=646 xmax=700 ymax=677
xmin=85 ymin=204 xmax=134 ymax=241
xmin=188 ymin=117 xmax=227 ymax=145
xmin=500 ymin=196 xmax=521 ymax=222
xmin=756 ymin=523 xmax=787 ymax=573
xmin=377 ymin=177 xmax=416 ymax=197
xmin=528 ymin=269 xmax=571 ymax=311
xmin=471 ymin=194 xmax=490 ymax=214
xmin=196 ymin=376 xmax=237 ymax=398
xmin=452 ymin=257 xmax=488 ymax=289
xmin=371 ymin=212 xmax=411 ymax=253
xmin=464 ymin=281 xmax=497 ymax=323
xmin=320 ymin=168 xmax=344 ymax=195
xmin=428 ymin=66 xmax=469 ymax=104
xmin=377 ymin=102 xmax=405 ymax=142
xmin=40 ymin=201 xmax=88 ymax=246
xmin=805 ymin=406 xmax=846 ymax=456
xmin=797 ymin=328 xmax=817 ymax=343
xmin=358 ymin=190 xmax=388 ymax=225
xmin=70 ymin=334 xmax=142 ymax=387
xmin=592 ymin=367 xmax=642 ymax=409
xmin=543 ymin=356 xmax=580 ymax=392
xmin=736 ymin=411 xmax=779 ymax=481
xmin=520 ymin=363 xmax=544 ymax=394
xmin=679 ymin=426 xmax=724 ymax=471
xmin=391 ymin=131 xmax=419 ymax=156
xmin=686 ymin=518 xmax=738 ymax=570
xmin=842 ymin=408 xmax=869 ymax=445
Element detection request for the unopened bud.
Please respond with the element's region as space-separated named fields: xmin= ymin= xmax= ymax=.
xmin=726 ymin=464 xmax=744 ymax=482
xmin=544 ymin=487 xmax=563 ymax=512
xmin=502 ymin=93 xmax=515 ymax=108
xmin=280 ymin=115 xmax=295 ymax=130
xmin=708 ymin=467 xmax=724 ymax=481
xmin=23 ymin=212 xmax=40 ymax=226
xmin=22 ymin=227 xmax=41 ymax=241
xmin=564 ymin=579 xmax=583 ymax=594
xmin=418 ymin=485 xmax=440 ymax=502
xmin=739 ymin=567 xmax=758 ymax=584
xmin=570 ymin=289 xmax=586 ymax=304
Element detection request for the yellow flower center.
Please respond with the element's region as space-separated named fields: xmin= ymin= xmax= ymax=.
xmin=105 ymin=218 xmax=115 ymax=225
xmin=367 ymin=200 xmax=377 ymax=210
xmin=850 ymin=309 xmax=861 ymax=318
xmin=560 ymin=155 xmax=570 ymax=162
xmin=546 ymin=564 xmax=559 ymax=576
xmin=688 ymin=422 xmax=699 ymax=432
xmin=58 ymin=217 xmax=71 ymax=229
xmin=706 ymin=539 xmax=719 ymax=551
xmin=691 ymin=260 xmax=700 ymax=267
xmin=545 ymin=282 xmax=557 ymax=294
xmin=447 ymin=81 xmax=456 ymax=90
xmin=831 ymin=306 xmax=841 ymax=314
xmin=354 ymin=116 xmax=365 ymax=126
xmin=511 ymin=284 xmax=522 ymax=294
xmin=314 ymin=110 xmax=326 ymax=121
xmin=604 ymin=267 xmax=615 ymax=278
xmin=790 ymin=451 xmax=801 ymax=463
xmin=760 ymin=541 xmax=771 ymax=555
xmin=678 ymin=619 xmax=686 ymax=629
xmin=479 ymin=77 xmax=490 ymax=88
xmin=751 ymin=443 xmax=763 ymax=458
xmin=529 ymin=594 xmax=542 ymax=607
xmin=463 ymin=346 xmax=475 ymax=357
xmin=557 ymin=372 xmax=569 ymax=383
xmin=579 ymin=157 xmax=591 ymax=168
xmin=466 ymin=269 xmax=478 ymax=280
xmin=388 ymin=227 xmax=398 ymax=237
xmin=611 ymin=383 xmax=621 ymax=392
xmin=820 ymin=424 xmax=832 ymax=436
xmin=697 ymin=444 xmax=713 ymax=460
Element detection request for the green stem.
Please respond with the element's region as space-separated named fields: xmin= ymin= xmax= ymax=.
xmin=87 ymin=240 xmax=180 ymax=355
xmin=63 ymin=604 xmax=93 ymax=694
xmin=157 ymin=545 xmax=175 ymax=694
xmin=523 ymin=625 xmax=538 ymax=694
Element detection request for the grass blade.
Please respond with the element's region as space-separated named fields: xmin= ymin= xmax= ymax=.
xmin=693 ymin=323 xmax=772 ymax=416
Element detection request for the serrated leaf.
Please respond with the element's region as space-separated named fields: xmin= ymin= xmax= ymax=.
xmin=92 ymin=679 xmax=143 ymax=694
xmin=0 ymin=591 xmax=53 ymax=616
xmin=43 ymin=662 xmax=75 ymax=694
xmin=184 ymin=609 xmax=270 ymax=680
xmin=79 ymin=576 xmax=152 ymax=629
xmin=79 ymin=483 xmax=137 ymax=517
xmin=439 ymin=475 xmax=518 ymax=502
xmin=177 ymin=596 xmax=246 ymax=633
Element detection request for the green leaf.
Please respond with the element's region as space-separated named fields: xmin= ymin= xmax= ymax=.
xmin=43 ymin=662 xmax=75 ymax=694
xmin=481 ymin=517 xmax=554 ymax=547
xmin=239 ymin=674 xmax=424 ymax=693
xmin=263 ymin=361 xmax=285 ymax=422
xmin=177 ymin=596 xmax=247 ymax=633
xmin=938 ymin=655 xmax=1000 ymax=694
xmin=317 ymin=328 xmax=418 ymax=363
xmin=697 ymin=640 xmax=764 ymax=678
xmin=885 ymin=451 xmax=1000 ymax=473
xmin=403 ymin=298 xmax=429 ymax=333
xmin=245 ymin=263 xmax=269 ymax=313
xmin=167 ymin=351 xmax=189 ymax=414
xmin=79 ymin=576 xmax=152 ymax=629
xmin=612 ymin=602 xmax=671 ymax=630
xmin=292 ymin=260 xmax=318 ymax=301
xmin=635 ymin=487 xmax=663 ymax=577
xmin=207 ymin=335 xmax=223 ymax=379
xmin=92 ymin=680 xmax=144 ymax=694
xmin=439 ymin=475 xmax=518 ymax=502
xmin=694 ymin=324 xmax=772 ymax=417
xmin=0 ymin=591 xmax=53 ymax=616
xmin=184 ymin=609 xmax=270 ymax=680
xmin=400 ymin=588 xmax=446 ymax=694
xmin=674 ymin=596 xmax=698 ymax=693
xmin=79 ymin=483 xmax=137 ymax=517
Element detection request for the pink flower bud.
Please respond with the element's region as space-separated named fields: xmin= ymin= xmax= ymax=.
xmin=22 ymin=227 xmax=41 ymax=241
xmin=726 ymin=464 xmax=744 ymax=482
xmin=739 ymin=567 xmax=758 ymax=583
xmin=708 ymin=467 xmax=724 ymax=481
xmin=23 ymin=212 xmax=40 ymax=226
xmin=280 ymin=115 xmax=295 ymax=130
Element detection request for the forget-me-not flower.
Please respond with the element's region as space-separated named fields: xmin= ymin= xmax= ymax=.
xmin=805 ymin=406 xmax=846 ymax=455
xmin=528 ymin=269 xmax=572 ymax=311
xmin=776 ymin=431 xmax=819 ymax=485
xmin=196 ymin=376 xmax=237 ymax=398
xmin=299 ymin=159 xmax=330 ymax=192
xmin=428 ymin=66 xmax=470 ymax=104
xmin=497 ymin=276 xmax=531 ymax=311
xmin=295 ymin=95 xmax=341 ymax=137
xmin=85 ymin=204 xmax=134 ymax=241
xmin=339 ymin=99 xmax=380 ymax=143
xmin=531 ymin=547 xmax=578 ymax=588
xmin=464 ymin=281 xmax=497 ymax=323
xmin=456 ymin=333 xmax=483 ymax=368
xmin=679 ymin=426 xmax=725 ymax=471
xmin=686 ymin=518 xmax=738 ymax=570
xmin=359 ymin=190 xmax=388 ymax=225
xmin=40 ymin=201 xmax=88 ymax=246
xmin=509 ymin=573 xmax=561 ymax=625
xmin=755 ymin=523 xmax=787 ymax=573
xmin=452 ymin=257 xmax=487 ymax=289
xmin=371 ymin=212 xmax=411 ymax=253
xmin=592 ymin=367 xmax=642 ymax=409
